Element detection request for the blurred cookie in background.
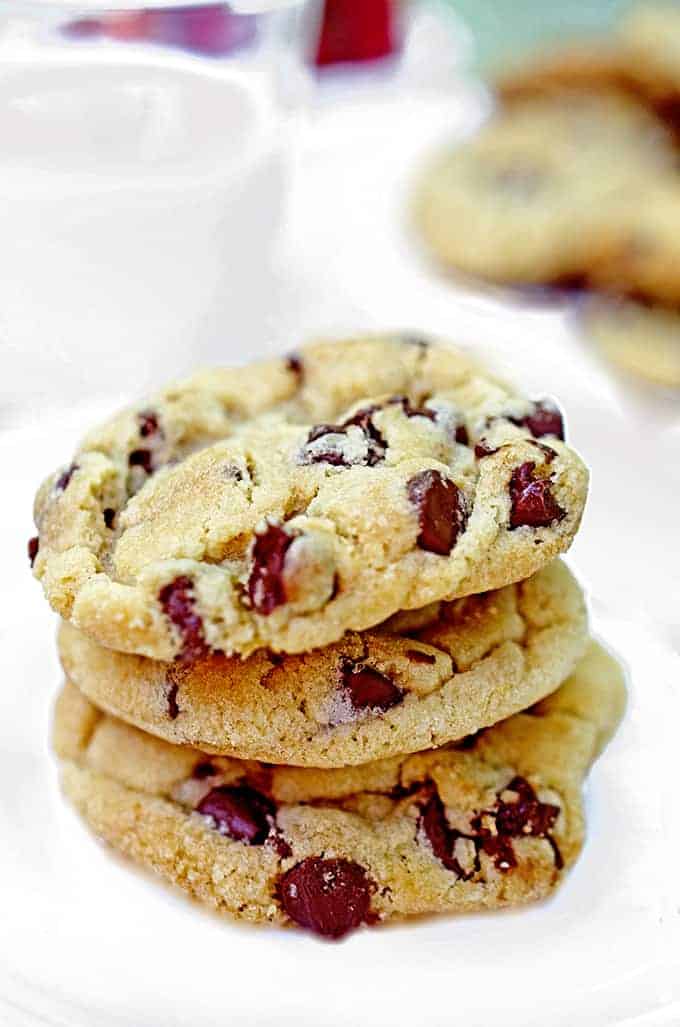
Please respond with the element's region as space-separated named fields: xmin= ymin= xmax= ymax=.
xmin=581 ymin=297 xmax=680 ymax=388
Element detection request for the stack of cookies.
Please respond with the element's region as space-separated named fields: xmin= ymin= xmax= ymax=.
xmin=31 ymin=336 xmax=625 ymax=938
xmin=414 ymin=2 xmax=680 ymax=388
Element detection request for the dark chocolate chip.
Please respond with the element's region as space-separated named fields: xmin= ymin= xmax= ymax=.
xmin=419 ymin=792 xmax=475 ymax=878
xmin=508 ymin=462 xmax=565 ymax=529
xmin=474 ymin=439 xmax=499 ymax=459
xmin=129 ymin=448 xmax=153 ymax=474
xmin=512 ymin=401 xmax=565 ymax=441
xmin=278 ymin=857 xmax=374 ymax=938
xmin=286 ymin=353 xmax=304 ymax=380
xmin=158 ymin=576 xmax=208 ymax=662
xmin=56 ymin=463 xmax=79 ymax=492
xmin=340 ymin=658 xmax=403 ymax=712
xmin=455 ymin=424 xmax=469 ymax=446
xmin=166 ymin=682 xmax=180 ymax=720
xmin=137 ymin=410 xmax=160 ymax=439
xmin=193 ymin=761 xmax=218 ymax=780
xmin=407 ymin=470 xmax=469 ymax=555
xmin=246 ymin=522 xmax=294 ymax=616
xmin=103 ymin=507 xmax=116 ymax=529
xmin=28 ymin=536 xmax=40 ymax=567
xmin=196 ymin=785 xmax=276 ymax=845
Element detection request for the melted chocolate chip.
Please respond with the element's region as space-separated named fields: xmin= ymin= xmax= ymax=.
xmin=56 ymin=463 xmax=79 ymax=493
xmin=470 ymin=775 xmax=560 ymax=872
xmin=511 ymin=401 xmax=564 ymax=441
xmin=474 ymin=439 xmax=499 ymax=459
xmin=419 ymin=792 xmax=475 ymax=878
xmin=405 ymin=648 xmax=436 ymax=665
xmin=137 ymin=410 xmax=159 ymax=438
xmin=340 ymin=658 xmax=403 ymax=712
xmin=28 ymin=536 xmax=39 ymax=567
xmin=508 ymin=462 xmax=565 ymax=529
xmin=407 ymin=470 xmax=469 ymax=555
xmin=196 ymin=785 xmax=275 ymax=845
xmin=455 ymin=424 xmax=470 ymax=446
xmin=278 ymin=857 xmax=374 ymax=938
xmin=103 ymin=507 xmax=116 ymax=529
xmin=193 ymin=761 xmax=218 ymax=780
xmin=128 ymin=448 xmax=153 ymax=474
xmin=166 ymin=682 xmax=180 ymax=720
xmin=158 ymin=576 xmax=208 ymax=662
xmin=246 ymin=522 xmax=294 ymax=616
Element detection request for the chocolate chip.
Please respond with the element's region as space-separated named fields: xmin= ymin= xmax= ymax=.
xmin=407 ymin=470 xmax=469 ymax=555
xmin=103 ymin=507 xmax=116 ymax=529
xmin=196 ymin=785 xmax=275 ymax=845
xmin=405 ymin=648 xmax=436 ymax=665
xmin=278 ymin=857 xmax=374 ymax=938
xmin=512 ymin=401 xmax=564 ymax=441
xmin=193 ymin=761 xmax=218 ymax=780
xmin=166 ymin=682 xmax=180 ymax=720
xmin=340 ymin=658 xmax=403 ymax=712
xmin=137 ymin=410 xmax=160 ymax=438
xmin=493 ymin=776 xmax=560 ymax=838
xmin=474 ymin=439 xmax=499 ymax=459
xmin=419 ymin=792 xmax=475 ymax=878
xmin=158 ymin=576 xmax=208 ymax=662
xmin=246 ymin=522 xmax=294 ymax=616
xmin=28 ymin=536 xmax=39 ymax=567
xmin=470 ymin=775 xmax=561 ymax=872
xmin=508 ymin=462 xmax=565 ymax=529
xmin=129 ymin=448 xmax=153 ymax=474
xmin=286 ymin=353 xmax=304 ymax=380
xmin=56 ymin=463 xmax=79 ymax=492
xmin=391 ymin=395 xmax=437 ymax=421
xmin=455 ymin=424 xmax=469 ymax=446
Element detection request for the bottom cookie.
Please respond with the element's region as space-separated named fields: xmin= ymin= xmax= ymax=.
xmin=54 ymin=642 xmax=625 ymax=938
xmin=582 ymin=297 xmax=680 ymax=387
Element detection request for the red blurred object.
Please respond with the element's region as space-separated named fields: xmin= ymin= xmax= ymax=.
xmin=314 ymin=0 xmax=400 ymax=67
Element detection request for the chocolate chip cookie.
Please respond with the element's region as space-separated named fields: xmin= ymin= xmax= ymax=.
xmin=581 ymin=296 xmax=680 ymax=387
xmin=413 ymin=94 xmax=675 ymax=287
xmin=31 ymin=336 xmax=587 ymax=659
xmin=58 ymin=560 xmax=588 ymax=767
xmin=54 ymin=641 xmax=625 ymax=937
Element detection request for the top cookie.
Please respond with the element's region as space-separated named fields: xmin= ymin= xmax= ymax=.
xmin=31 ymin=336 xmax=588 ymax=659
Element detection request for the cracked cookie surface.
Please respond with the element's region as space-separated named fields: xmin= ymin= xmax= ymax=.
xmin=58 ymin=560 xmax=588 ymax=767
xmin=32 ymin=336 xmax=587 ymax=659
xmin=54 ymin=642 xmax=625 ymax=937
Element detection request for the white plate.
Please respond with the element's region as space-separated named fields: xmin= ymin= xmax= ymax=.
xmin=1 ymin=77 xmax=679 ymax=1027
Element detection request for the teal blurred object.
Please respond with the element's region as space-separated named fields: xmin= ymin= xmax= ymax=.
xmin=437 ymin=0 xmax=640 ymax=69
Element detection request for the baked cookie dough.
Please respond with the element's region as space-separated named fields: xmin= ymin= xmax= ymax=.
xmin=54 ymin=641 xmax=625 ymax=937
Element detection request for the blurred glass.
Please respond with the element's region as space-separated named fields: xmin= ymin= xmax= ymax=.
xmin=0 ymin=3 xmax=311 ymax=425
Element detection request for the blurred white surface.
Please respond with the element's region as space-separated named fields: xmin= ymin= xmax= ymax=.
xmin=1 ymin=30 xmax=679 ymax=1027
